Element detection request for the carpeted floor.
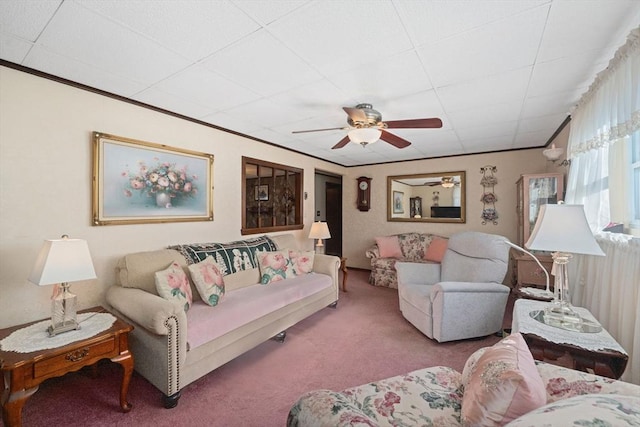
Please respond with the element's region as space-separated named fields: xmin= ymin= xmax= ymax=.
xmin=21 ymin=269 xmax=513 ymax=426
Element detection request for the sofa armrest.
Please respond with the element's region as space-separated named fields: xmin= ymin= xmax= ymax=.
xmin=432 ymin=281 xmax=510 ymax=295
xmin=312 ymin=254 xmax=340 ymax=300
xmin=106 ymin=286 xmax=187 ymax=336
xmin=396 ymin=261 xmax=441 ymax=287
xmin=287 ymin=390 xmax=376 ymax=427
xmin=365 ymin=244 xmax=379 ymax=259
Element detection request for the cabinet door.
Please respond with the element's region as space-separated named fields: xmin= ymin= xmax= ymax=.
xmin=517 ymin=173 xmax=564 ymax=246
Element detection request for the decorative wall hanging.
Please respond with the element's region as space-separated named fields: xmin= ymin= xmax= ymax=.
xmin=480 ymin=165 xmax=498 ymax=225
xmin=92 ymin=132 xmax=214 ymax=226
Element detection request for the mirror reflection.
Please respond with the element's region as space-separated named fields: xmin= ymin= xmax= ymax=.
xmin=387 ymin=171 xmax=466 ymax=223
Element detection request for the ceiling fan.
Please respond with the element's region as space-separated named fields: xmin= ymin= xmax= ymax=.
xmin=292 ymin=103 xmax=442 ymax=149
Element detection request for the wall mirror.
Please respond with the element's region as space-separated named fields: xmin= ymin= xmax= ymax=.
xmin=387 ymin=171 xmax=466 ymax=223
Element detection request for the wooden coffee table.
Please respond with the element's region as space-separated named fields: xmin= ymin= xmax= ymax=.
xmin=512 ymin=299 xmax=628 ymax=379
xmin=0 ymin=307 xmax=134 ymax=427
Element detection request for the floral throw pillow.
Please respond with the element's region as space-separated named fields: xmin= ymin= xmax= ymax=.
xmin=288 ymin=249 xmax=315 ymax=276
xmin=257 ymin=250 xmax=295 ymax=284
xmin=461 ymin=333 xmax=546 ymax=426
xmin=188 ymin=256 xmax=225 ymax=306
xmin=155 ymin=262 xmax=193 ymax=312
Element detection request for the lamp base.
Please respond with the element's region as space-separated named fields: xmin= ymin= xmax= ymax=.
xmin=48 ymin=320 xmax=81 ymax=336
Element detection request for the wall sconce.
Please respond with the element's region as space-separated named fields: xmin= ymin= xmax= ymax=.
xmin=542 ymin=143 xmax=571 ymax=166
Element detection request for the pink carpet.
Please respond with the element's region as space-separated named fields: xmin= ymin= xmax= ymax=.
xmin=21 ymin=270 xmax=511 ymax=426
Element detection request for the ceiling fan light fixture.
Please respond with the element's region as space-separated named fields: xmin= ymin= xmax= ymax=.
xmin=348 ymin=128 xmax=382 ymax=146
xmin=441 ymin=177 xmax=455 ymax=188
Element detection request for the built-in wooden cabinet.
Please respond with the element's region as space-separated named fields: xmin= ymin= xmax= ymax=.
xmin=513 ymin=173 xmax=564 ymax=290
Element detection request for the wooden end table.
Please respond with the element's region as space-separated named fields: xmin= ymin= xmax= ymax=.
xmin=512 ymin=299 xmax=628 ymax=379
xmin=340 ymin=257 xmax=348 ymax=292
xmin=0 ymin=307 xmax=134 ymax=427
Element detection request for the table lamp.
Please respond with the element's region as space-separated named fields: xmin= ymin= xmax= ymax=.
xmin=525 ymin=204 xmax=605 ymax=329
xmin=309 ymin=222 xmax=331 ymax=253
xmin=28 ymin=235 xmax=97 ymax=336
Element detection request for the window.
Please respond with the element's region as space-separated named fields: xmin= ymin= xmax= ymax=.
xmin=631 ymin=130 xmax=640 ymax=228
xmin=241 ymin=157 xmax=303 ymax=235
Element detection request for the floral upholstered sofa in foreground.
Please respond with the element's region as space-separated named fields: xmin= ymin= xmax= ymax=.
xmin=288 ymin=333 xmax=640 ymax=427
xmin=365 ymin=232 xmax=448 ymax=288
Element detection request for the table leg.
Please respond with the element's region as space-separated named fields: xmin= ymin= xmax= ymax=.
xmin=111 ymin=351 xmax=134 ymax=412
xmin=340 ymin=258 xmax=348 ymax=292
xmin=2 ymin=385 xmax=38 ymax=427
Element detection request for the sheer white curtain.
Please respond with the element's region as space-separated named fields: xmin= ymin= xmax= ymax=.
xmin=565 ymin=27 xmax=640 ymax=384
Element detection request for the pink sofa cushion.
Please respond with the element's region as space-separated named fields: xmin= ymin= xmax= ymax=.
xmin=424 ymin=237 xmax=448 ymax=262
xmin=461 ymin=332 xmax=546 ymax=426
xmin=376 ymin=236 xmax=403 ymax=258
xmin=188 ymin=256 xmax=225 ymax=306
xmin=186 ymin=273 xmax=332 ymax=349
xmin=288 ymin=249 xmax=315 ymax=276
xmin=257 ymin=250 xmax=296 ymax=284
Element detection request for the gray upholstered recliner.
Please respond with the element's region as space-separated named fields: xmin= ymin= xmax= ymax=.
xmin=396 ymin=231 xmax=510 ymax=342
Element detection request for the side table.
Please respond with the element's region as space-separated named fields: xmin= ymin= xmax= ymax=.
xmin=0 ymin=306 xmax=134 ymax=427
xmin=512 ymin=299 xmax=628 ymax=379
xmin=340 ymin=257 xmax=348 ymax=292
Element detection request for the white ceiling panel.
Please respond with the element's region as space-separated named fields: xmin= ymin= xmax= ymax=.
xmin=201 ymin=31 xmax=322 ymax=97
xmin=1 ymin=0 xmax=637 ymax=166
xmin=0 ymin=0 xmax=62 ymax=42
xmin=79 ymin=0 xmax=261 ymax=61
xmin=419 ymin=5 xmax=548 ymax=88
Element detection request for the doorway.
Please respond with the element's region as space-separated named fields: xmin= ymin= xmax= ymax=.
xmin=314 ymin=171 xmax=343 ymax=257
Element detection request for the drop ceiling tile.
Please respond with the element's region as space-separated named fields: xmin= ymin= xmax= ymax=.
xmin=0 ymin=34 xmax=32 ymax=64
xmin=447 ymin=102 xmax=522 ymax=129
xmin=225 ymin=98 xmax=311 ymax=129
xmin=268 ymin=78 xmax=350 ymax=116
xmin=513 ymin=129 xmax=553 ymax=148
xmin=24 ymin=45 xmax=147 ymax=96
xmin=199 ymin=111 xmax=264 ymax=135
xmin=268 ymin=1 xmax=412 ymax=75
xmin=438 ymin=67 xmax=531 ymax=112
xmin=0 ymin=0 xmax=62 ymax=42
xmin=153 ymin=65 xmax=260 ymax=112
xmin=132 ymin=87 xmax=214 ymax=120
xmin=329 ymin=51 xmax=433 ymax=101
xmin=36 ymin=1 xmax=190 ymax=84
xmin=419 ymin=5 xmax=548 ymax=88
xmin=538 ymin=0 xmax=640 ymax=63
xmin=396 ymin=0 xmax=549 ymax=47
xmin=79 ymin=0 xmax=260 ymax=61
xmin=201 ymin=31 xmax=322 ymax=97
xmin=461 ymin=134 xmax=514 ymax=150
xmin=230 ymin=0 xmax=310 ymax=25
xmin=517 ymin=113 xmax=567 ymax=134
xmin=456 ymin=121 xmax=518 ymax=141
xmin=521 ymin=91 xmax=578 ymax=119
xmin=528 ymin=52 xmax=607 ymax=98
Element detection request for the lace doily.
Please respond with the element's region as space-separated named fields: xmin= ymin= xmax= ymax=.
xmin=519 ymin=287 xmax=554 ymax=300
xmin=0 ymin=312 xmax=116 ymax=353
xmin=512 ymin=299 xmax=627 ymax=355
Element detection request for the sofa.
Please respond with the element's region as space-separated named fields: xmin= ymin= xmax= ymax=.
xmin=288 ymin=333 xmax=640 ymax=427
xmin=365 ymin=232 xmax=448 ymax=288
xmin=106 ymin=233 xmax=340 ymax=408
xmin=396 ymin=231 xmax=510 ymax=342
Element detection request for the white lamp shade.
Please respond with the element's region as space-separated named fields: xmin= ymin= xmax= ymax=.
xmin=309 ymin=222 xmax=331 ymax=240
xmin=525 ymin=204 xmax=605 ymax=256
xmin=29 ymin=238 xmax=97 ymax=286
xmin=348 ymin=128 xmax=381 ymax=144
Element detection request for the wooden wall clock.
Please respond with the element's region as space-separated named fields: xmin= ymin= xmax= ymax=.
xmin=357 ymin=177 xmax=372 ymax=211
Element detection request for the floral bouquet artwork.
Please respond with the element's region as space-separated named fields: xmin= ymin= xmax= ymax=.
xmin=124 ymin=159 xmax=198 ymax=208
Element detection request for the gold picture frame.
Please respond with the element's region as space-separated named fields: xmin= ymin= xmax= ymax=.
xmin=92 ymin=132 xmax=214 ymax=225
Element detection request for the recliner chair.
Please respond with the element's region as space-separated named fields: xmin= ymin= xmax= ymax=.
xmin=396 ymin=231 xmax=510 ymax=342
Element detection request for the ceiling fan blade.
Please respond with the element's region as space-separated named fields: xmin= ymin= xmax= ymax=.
xmin=380 ymin=130 xmax=411 ymax=148
xmin=343 ymin=107 xmax=367 ymax=122
xmin=292 ymin=126 xmax=347 ymax=134
xmin=384 ymin=118 xmax=443 ymax=129
xmin=332 ymin=135 xmax=351 ymax=149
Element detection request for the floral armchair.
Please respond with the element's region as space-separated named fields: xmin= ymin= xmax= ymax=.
xmin=365 ymin=232 xmax=447 ymax=288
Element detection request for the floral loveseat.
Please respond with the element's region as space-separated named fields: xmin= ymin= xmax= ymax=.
xmin=288 ymin=333 xmax=640 ymax=426
xmin=365 ymin=232 xmax=448 ymax=288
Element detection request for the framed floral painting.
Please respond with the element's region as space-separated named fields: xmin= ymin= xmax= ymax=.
xmin=92 ymin=132 xmax=214 ymax=225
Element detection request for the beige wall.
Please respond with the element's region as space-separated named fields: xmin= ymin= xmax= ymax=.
xmin=0 ymin=66 xmax=343 ymax=327
xmin=0 ymin=65 xmax=557 ymax=327
xmin=343 ymin=149 xmax=550 ymax=269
